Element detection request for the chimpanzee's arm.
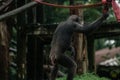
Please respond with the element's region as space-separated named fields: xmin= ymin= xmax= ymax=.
xmin=75 ymin=13 xmax=109 ymax=34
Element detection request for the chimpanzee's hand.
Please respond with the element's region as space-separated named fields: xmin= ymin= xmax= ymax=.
xmin=49 ymin=53 xmax=56 ymax=65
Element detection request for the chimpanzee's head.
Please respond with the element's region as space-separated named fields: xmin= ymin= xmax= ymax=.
xmin=67 ymin=15 xmax=80 ymax=22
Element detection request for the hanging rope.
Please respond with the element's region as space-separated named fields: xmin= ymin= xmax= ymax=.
xmin=34 ymin=0 xmax=103 ymax=9
xmin=0 ymin=0 xmax=112 ymax=21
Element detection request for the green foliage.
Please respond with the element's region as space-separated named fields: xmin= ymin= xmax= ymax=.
xmin=94 ymin=39 xmax=107 ymax=51
xmin=56 ymin=73 xmax=110 ymax=80
xmin=44 ymin=0 xmax=69 ymax=23
xmin=98 ymin=65 xmax=120 ymax=79
xmin=84 ymin=8 xmax=101 ymax=22
xmin=44 ymin=0 xmax=116 ymax=23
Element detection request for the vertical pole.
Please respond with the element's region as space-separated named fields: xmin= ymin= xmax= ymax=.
xmin=69 ymin=0 xmax=76 ymax=14
xmin=26 ymin=0 xmax=34 ymax=24
xmin=36 ymin=2 xmax=44 ymax=23
xmin=27 ymin=35 xmax=44 ymax=80
xmin=16 ymin=0 xmax=26 ymax=25
xmin=36 ymin=37 xmax=44 ymax=80
xmin=35 ymin=1 xmax=44 ymax=79
xmin=27 ymin=35 xmax=36 ymax=80
xmin=87 ymin=36 xmax=95 ymax=72
xmin=77 ymin=3 xmax=88 ymax=73
xmin=16 ymin=0 xmax=27 ymax=79
xmin=69 ymin=0 xmax=88 ymax=74
xmin=17 ymin=26 xmax=27 ymax=80
xmin=16 ymin=0 xmax=27 ymax=77
xmin=0 ymin=21 xmax=9 ymax=80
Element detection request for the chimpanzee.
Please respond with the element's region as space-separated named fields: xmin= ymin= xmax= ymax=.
xmin=49 ymin=13 xmax=109 ymax=80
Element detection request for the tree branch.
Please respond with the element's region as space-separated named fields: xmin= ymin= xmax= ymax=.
xmin=0 ymin=0 xmax=13 ymax=11
xmin=0 ymin=1 xmax=38 ymax=21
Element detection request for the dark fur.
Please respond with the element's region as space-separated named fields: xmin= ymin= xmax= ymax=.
xmin=49 ymin=13 xmax=108 ymax=80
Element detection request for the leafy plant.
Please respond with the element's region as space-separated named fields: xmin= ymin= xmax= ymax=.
xmin=56 ymin=73 xmax=110 ymax=80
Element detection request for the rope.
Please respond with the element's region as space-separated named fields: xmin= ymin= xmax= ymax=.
xmin=34 ymin=0 xmax=103 ymax=9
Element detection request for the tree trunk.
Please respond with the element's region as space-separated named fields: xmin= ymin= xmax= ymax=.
xmin=0 ymin=21 xmax=9 ymax=80
xmin=0 ymin=0 xmax=14 ymax=80
xmin=75 ymin=7 xmax=88 ymax=74
xmin=74 ymin=34 xmax=88 ymax=74
xmin=69 ymin=0 xmax=88 ymax=74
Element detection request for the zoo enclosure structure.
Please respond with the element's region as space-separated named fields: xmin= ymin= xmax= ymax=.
xmin=0 ymin=0 xmax=120 ymax=80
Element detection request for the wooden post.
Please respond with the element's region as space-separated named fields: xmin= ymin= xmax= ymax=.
xmin=87 ymin=36 xmax=95 ymax=72
xmin=77 ymin=5 xmax=88 ymax=74
xmin=27 ymin=35 xmax=44 ymax=80
xmin=27 ymin=35 xmax=36 ymax=80
xmin=0 ymin=21 xmax=9 ymax=80
xmin=16 ymin=1 xmax=27 ymax=80
xmin=69 ymin=0 xmax=88 ymax=74
xmin=16 ymin=26 xmax=27 ymax=80
xmin=36 ymin=37 xmax=44 ymax=80
xmin=0 ymin=1 xmax=14 ymax=80
xmin=26 ymin=1 xmax=44 ymax=79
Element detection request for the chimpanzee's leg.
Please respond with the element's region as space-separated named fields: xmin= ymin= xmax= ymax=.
xmin=57 ymin=54 xmax=77 ymax=80
xmin=67 ymin=46 xmax=76 ymax=59
xmin=50 ymin=64 xmax=58 ymax=80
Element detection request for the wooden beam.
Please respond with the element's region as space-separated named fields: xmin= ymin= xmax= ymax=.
xmin=0 ymin=1 xmax=37 ymax=21
xmin=93 ymin=32 xmax=120 ymax=39
xmin=92 ymin=22 xmax=120 ymax=38
xmin=95 ymin=22 xmax=120 ymax=33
